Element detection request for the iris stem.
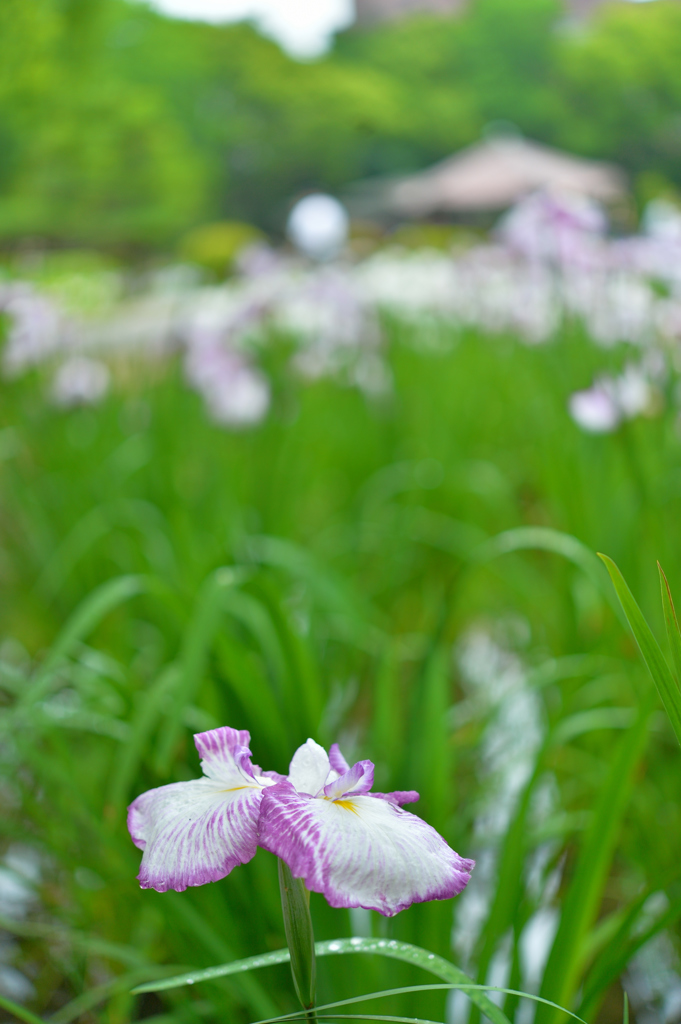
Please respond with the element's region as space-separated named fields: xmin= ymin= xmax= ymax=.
xmin=277 ymin=858 xmax=318 ymax=1022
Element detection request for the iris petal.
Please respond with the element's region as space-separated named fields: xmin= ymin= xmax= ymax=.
xmin=128 ymin=779 xmax=264 ymax=892
xmin=328 ymin=743 xmax=350 ymax=774
xmin=258 ymin=780 xmax=474 ymax=917
xmin=128 ymin=725 xmax=271 ymax=892
xmin=323 ymin=760 xmax=374 ymax=799
xmin=287 ymin=738 xmax=331 ymax=796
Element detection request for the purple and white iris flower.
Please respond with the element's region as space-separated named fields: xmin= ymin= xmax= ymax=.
xmin=128 ymin=727 xmax=279 ymax=893
xmin=128 ymin=728 xmax=474 ymax=916
xmin=259 ymin=738 xmax=473 ymax=916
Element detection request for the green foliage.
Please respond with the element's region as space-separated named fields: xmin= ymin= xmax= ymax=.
xmin=554 ymin=1 xmax=681 ymax=175
xmin=599 ymin=554 xmax=681 ymax=747
xmin=7 ymin=0 xmax=681 ymax=247
xmin=179 ymin=221 xmax=265 ymax=276
xmin=1 ymin=321 xmax=679 ymax=1023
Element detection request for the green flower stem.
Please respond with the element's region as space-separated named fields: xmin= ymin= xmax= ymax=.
xmin=278 ymin=858 xmax=317 ymax=1022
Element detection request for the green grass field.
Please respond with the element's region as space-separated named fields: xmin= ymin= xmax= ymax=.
xmin=1 ymin=318 xmax=680 ymax=1024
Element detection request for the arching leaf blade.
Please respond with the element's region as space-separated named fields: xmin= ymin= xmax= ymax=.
xmin=599 ymin=554 xmax=681 ymax=747
xmin=131 ymin=938 xmax=511 ymax=1024
xmin=659 ymin=563 xmax=681 ymax=690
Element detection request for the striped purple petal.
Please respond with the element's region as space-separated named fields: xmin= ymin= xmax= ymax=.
xmin=323 ymin=760 xmax=374 ymax=799
xmin=127 ymin=725 xmax=273 ymax=893
xmin=328 ymin=743 xmax=350 ymax=774
xmin=258 ymin=779 xmax=474 ymax=916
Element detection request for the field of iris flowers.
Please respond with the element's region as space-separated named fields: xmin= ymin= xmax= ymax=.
xmin=2 ymin=210 xmax=681 ymax=1024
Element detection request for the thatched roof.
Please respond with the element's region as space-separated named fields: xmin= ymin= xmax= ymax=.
xmin=378 ymin=136 xmax=626 ymax=218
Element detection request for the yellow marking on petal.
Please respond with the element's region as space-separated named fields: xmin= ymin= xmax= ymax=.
xmin=334 ymin=799 xmax=359 ymax=814
xmin=218 ymin=785 xmax=258 ymax=793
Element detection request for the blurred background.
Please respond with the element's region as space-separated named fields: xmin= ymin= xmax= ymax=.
xmin=3 ymin=1 xmax=681 ymax=1023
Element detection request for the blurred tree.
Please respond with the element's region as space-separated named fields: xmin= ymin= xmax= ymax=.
xmin=0 ymin=0 xmax=206 ymax=248
xmin=5 ymin=0 xmax=681 ymax=249
xmin=554 ymin=1 xmax=681 ymax=183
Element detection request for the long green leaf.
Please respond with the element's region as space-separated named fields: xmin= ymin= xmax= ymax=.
xmin=599 ymin=554 xmax=681 ymax=747
xmin=278 ymin=859 xmax=316 ymax=1010
xmin=251 ymin=984 xmax=588 ymax=1024
xmin=536 ymin=698 xmax=653 ymax=1024
xmin=659 ymin=563 xmax=681 ymax=689
xmin=474 ymin=527 xmax=622 ymax=620
xmin=22 ymin=575 xmax=146 ymax=705
xmin=260 ymin=1017 xmax=441 ymax=1024
xmin=578 ymin=888 xmax=681 ymax=1019
xmin=243 ymin=534 xmax=372 ymax=644
xmin=132 ymin=937 xmax=511 ymax=1024
xmin=0 ymin=993 xmax=45 ymax=1024
xmin=163 ymin=891 xmax=278 ymax=1020
xmin=51 ymin=969 xmax=161 ymax=1024
xmin=155 ymin=568 xmax=238 ymax=772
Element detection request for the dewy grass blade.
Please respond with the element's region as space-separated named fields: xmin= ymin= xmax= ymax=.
xmin=599 ymin=554 xmax=681 ymax=747
xmin=248 ymin=983 xmax=589 ymax=1024
xmin=659 ymin=563 xmax=681 ymax=690
xmin=267 ymin=1016 xmax=444 ymax=1024
xmin=132 ymin=939 xmax=511 ymax=1024
xmin=132 ymin=947 xmax=294 ymax=993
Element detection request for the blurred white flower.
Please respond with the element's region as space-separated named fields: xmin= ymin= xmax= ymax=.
xmin=569 ymin=385 xmax=621 ymax=433
xmin=1 ymin=283 xmax=65 ymax=377
xmin=51 ymin=357 xmax=110 ymax=408
xmin=184 ymin=343 xmax=270 ymax=427
xmin=569 ymin=359 xmax=661 ymax=434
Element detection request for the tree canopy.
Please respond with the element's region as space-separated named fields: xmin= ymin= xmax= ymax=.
xmin=2 ymin=0 xmax=681 ymax=248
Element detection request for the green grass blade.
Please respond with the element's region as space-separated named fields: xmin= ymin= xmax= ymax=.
xmin=623 ymin=992 xmax=629 ymax=1024
xmin=162 ymin=892 xmax=278 ymax=1020
xmin=578 ymin=889 xmax=681 ymax=1019
xmin=659 ymin=563 xmax=681 ymax=689
xmin=155 ymin=568 xmax=237 ymax=772
xmin=536 ymin=698 xmax=653 ymax=1024
xmin=0 ymin=993 xmax=46 ymax=1024
xmin=106 ymin=662 xmax=181 ymax=815
xmin=408 ymin=645 xmax=450 ymax=832
xmin=243 ymin=535 xmax=372 ymax=644
xmin=51 ymin=969 xmax=160 ymax=1024
xmin=132 ymin=938 xmax=511 ymax=1024
xmin=37 ymin=505 xmax=111 ymax=597
xmin=22 ymin=575 xmax=146 ymax=705
xmin=599 ymin=554 xmax=681 ymax=747
xmin=250 ymin=984 xmax=588 ymax=1024
xmin=260 ymin=1017 xmax=444 ymax=1024
xmin=472 ymin=756 xmax=543 ymax=1005
xmin=0 ymin=913 xmax=154 ymax=967
xmin=474 ymin=527 xmax=622 ymax=621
